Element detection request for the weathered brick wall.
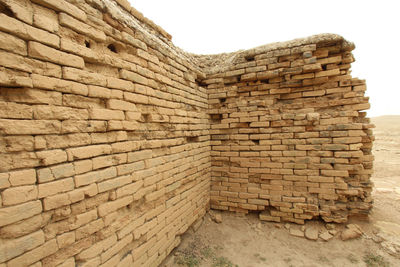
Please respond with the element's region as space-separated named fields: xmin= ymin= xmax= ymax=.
xmin=0 ymin=0 xmax=210 ymax=266
xmin=0 ymin=0 xmax=374 ymax=265
xmin=203 ymin=35 xmax=374 ymax=224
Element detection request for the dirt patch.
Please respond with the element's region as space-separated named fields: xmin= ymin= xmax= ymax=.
xmin=161 ymin=115 xmax=400 ymax=267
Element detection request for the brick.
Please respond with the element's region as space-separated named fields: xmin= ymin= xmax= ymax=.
xmin=134 ymin=217 xmax=157 ymax=239
xmin=0 ymin=119 xmax=61 ymax=135
xmin=126 ymin=111 xmax=142 ymax=121
xmin=0 ymin=230 xmax=44 ymax=263
xmin=0 ymin=31 xmax=27 ymax=56
xmin=119 ymin=69 xmax=149 ymax=85
xmin=137 ymin=49 xmax=159 ymax=64
xmin=32 ymin=3 xmax=59 ymax=32
xmin=29 ymin=41 xmax=84 ymax=68
xmin=0 ymin=14 xmax=59 ymax=47
xmin=0 ymin=50 xmax=32 ymax=73
xmin=60 ymin=39 xmax=98 ymax=62
xmin=322 ymin=144 xmax=349 ymax=151
xmin=36 ymin=149 xmax=68 ymax=165
xmin=321 ymin=170 xmax=349 ymax=177
xmin=0 ymin=200 xmax=42 ymax=227
xmin=73 ymin=159 xmax=92 ymax=175
xmin=32 ymin=74 xmax=88 ymax=96
xmin=116 ymin=180 xmax=143 ymax=198
xmin=0 ymin=67 xmax=32 ymax=87
xmin=1 ymin=87 xmax=62 ymax=105
xmin=43 ymin=192 xmax=70 ymax=210
xmin=66 ymin=145 xmax=112 ymax=161
xmin=63 ymin=67 xmax=107 ymax=86
xmin=0 ymin=173 xmax=10 ymax=189
xmin=127 ymin=149 xmax=152 ymax=163
xmin=77 ymin=234 xmax=117 ymax=260
xmin=31 ymin=0 xmax=86 ymax=21
xmin=320 ymin=117 xmax=349 ymax=125
xmin=333 ymin=137 xmax=362 ymax=144
xmin=88 ymin=85 xmax=112 ymax=98
xmin=124 ymin=91 xmax=149 ymax=104
xmin=107 ymin=99 xmax=138 ymax=112
xmin=98 ymin=196 xmax=133 ymax=217
xmin=33 ymin=105 xmax=88 ymax=120
xmin=57 ymin=231 xmax=75 ymax=249
xmin=107 ymin=76 xmax=135 ymax=91
xmin=101 ymin=234 xmax=133 ymax=263
xmin=75 ymin=218 xmax=104 ymax=240
xmin=74 ymin=209 xmax=97 ymax=228
xmin=145 ymin=188 xmax=165 ymax=202
xmin=0 ymin=101 xmax=32 ymax=119
xmin=0 ymin=0 xmax=33 ymax=24
xmin=59 ymin=13 xmax=105 ymax=42
xmin=75 ymin=167 xmax=117 ymax=187
xmin=315 ymin=69 xmax=340 ymax=77
xmin=9 ymin=169 xmax=36 ymax=186
xmin=97 ymin=175 xmax=132 ymax=193
xmin=89 ymin=108 xmax=125 ymax=120
xmin=7 ymin=238 xmax=58 ymax=267
xmin=121 ymin=32 xmax=147 ymax=50
xmin=2 ymin=185 xmax=38 ymax=206
xmin=38 ymin=178 xmax=74 ymax=198
xmin=92 ymin=154 xmax=127 ymax=170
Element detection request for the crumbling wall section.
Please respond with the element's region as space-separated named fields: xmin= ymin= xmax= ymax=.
xmin=0 ymin=0 xmax=210 ymax=266
xmin=204 ymin=34 xmax=374 ymax=224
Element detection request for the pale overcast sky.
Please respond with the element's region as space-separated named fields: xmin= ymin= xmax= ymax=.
xmin=129 ymin=0 xmax=400 ymax=117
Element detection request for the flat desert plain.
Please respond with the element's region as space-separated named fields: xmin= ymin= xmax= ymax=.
xmin=162 ymin=115 xmax=400 ymax=267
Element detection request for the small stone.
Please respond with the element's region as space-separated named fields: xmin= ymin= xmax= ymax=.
xmin=347 ymin=224 xmax=363 ymax=233
xmin=305 ymin=227 xmax=319 ymax=240
xmin=209 ymin=211 xmax=222 ymax=224
xmin=289 ymin=228 xmax=304 ymax=238
xmin=256 ymin=223 xmax=262 ymax=230
xmin=274 ymin=223 xmax=282 ymax=229
xmin=300 ymin=226 xmax=306 ymax=232
xmin=329 ymin=230 xmax=338 ymax=236
xmin=320 ymin=231 xmax=333 ymax=241
xmin=341 ymin=224 xmax=363 ymax=241
xmin=341 ymin=228 xmax=362 ymax=241
xmin=214 ymin=214 xmax=222 ymax=224
xmin=284 ymin=223 xmax=291 ymax=230
xmin=375 ymin=188 xmax=393 ymax=193
xmin=326 ymin=223 xmax=336 ymax=230
xmin=306 ymin=112 xmax=320 ymax=121
xmin=372 ymin=235 xmax=384 ymax=243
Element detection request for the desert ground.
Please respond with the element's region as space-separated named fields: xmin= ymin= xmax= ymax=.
xmin=161 ymin=115 xmax=400 ymax=267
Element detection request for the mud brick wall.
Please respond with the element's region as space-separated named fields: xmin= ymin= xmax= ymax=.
xmin=204 ymin=35 xmax=374 ymax=224
xmin=0 ymin=0 xmax=374 ymax=265
xmin=0 ymin=0 xmax=210 ymax=266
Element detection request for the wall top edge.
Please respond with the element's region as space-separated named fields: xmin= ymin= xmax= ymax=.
xmin=193 ymin=33 xmax=354 ymax=75
xmin=102 ymin=2 xmax=354 ymax=78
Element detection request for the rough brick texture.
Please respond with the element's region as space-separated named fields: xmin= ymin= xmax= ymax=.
xmin=0 ymin=0 xmax=373 ymax=266
xmin=0 ymin=0 xmax=210 ymax=266
xmin=204 ymin=36 xmax=374 ymax=224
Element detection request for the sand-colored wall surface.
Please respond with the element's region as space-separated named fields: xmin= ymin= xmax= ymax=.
xmin=0 ymin=0 xmax=210 ymax=266
xmin=205 ymin=35 xmax=374 ymax=224
xmin=0 ymin=0 xmax=373 ymax=266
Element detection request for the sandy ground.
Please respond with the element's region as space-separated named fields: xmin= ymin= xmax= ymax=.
xmin=161 ymin=115 xmax=400 ymax=267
